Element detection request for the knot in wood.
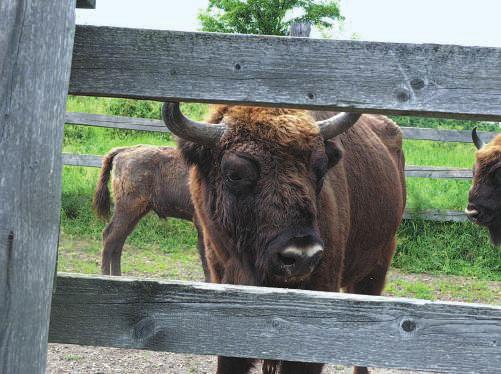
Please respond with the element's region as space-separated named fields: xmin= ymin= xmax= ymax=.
xmin=396 ymin=88 xmax=410 ymax=103
xmin=234 ymin=63 xmax=241 ymax=71
xmin=400 ymin=318 xmax=416 ymax=333
xmin=270 ymin=317 xmax=286 ymax=331
xmin=133 ymin=317 xmax=156 ymax=342
xmin=410 ymin=78 xmax=425 ymax=90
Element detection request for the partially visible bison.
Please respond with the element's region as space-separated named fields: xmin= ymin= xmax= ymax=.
xmin=163 ymin=102 xmax=406 ymax=374
xmin=466 ymin=128 xmax=501 ymax=244
xmin=93 ymin=145 xmax=207 ymax=277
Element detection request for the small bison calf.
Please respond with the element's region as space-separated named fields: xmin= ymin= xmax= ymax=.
xmin=92 ymin=145 xmax=206 ymax=277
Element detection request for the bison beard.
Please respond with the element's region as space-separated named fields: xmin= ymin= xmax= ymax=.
xmin=163 ymin=103 xmax=406 ymax=374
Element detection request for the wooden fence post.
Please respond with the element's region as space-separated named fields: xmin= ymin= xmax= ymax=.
xmin=0 ymin=0 xmax=76 ymax=372
xmin=288 ymin=21 xmax=311 ymax=37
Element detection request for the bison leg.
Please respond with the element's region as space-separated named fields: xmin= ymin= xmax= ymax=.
xmin=216 ymin=356 xmax=255 ymax=374
xmin=278 ymin=361 xmax=323 ymax=374
xmin=101 ymin=202 xmax=149 ymax=276
xmin=348 ymin=238 xmax=397 ymax=374
xmin=194 ymin=219 xmax=210 ymax=282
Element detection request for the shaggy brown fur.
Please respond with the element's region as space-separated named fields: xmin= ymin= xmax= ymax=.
xmin=177 ymin=106 xmax=406 ymax=374
xmin=468 ymin=135 xmax=501 ymax=244
xmin=92 ymin=145 xmax=207 ymax=277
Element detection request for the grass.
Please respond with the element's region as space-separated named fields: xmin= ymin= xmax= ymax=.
xmin=57 ymin=234 xmax=500 ymax=304
xmin=61 ymin=96 xmax=501 ymax=282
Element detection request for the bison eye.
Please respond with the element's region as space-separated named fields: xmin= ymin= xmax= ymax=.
xmin=221 ymin=153 xmax=259 ymax=193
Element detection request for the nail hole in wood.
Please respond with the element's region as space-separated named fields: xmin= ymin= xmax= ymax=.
xmin=234 ymin=63 xmax=241 ymax=71
xmin=307 ymin=93 xmax=315 ymax=100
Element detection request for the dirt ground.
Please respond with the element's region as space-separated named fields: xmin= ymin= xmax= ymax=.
xmin=47 ymin=344 xmax=437 ymax=374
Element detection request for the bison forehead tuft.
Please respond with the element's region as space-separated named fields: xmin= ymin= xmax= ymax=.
xmin=207 ymin=105 xmax=320 ymax=150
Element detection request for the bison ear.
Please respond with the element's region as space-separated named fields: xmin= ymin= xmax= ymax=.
xmin=178 ymin=139 xmax=213 ymax=172
xmin=324 ymin=139 xmax=344 ymax=169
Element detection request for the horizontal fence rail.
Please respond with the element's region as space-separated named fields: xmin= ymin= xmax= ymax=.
xmin=65 ymin=112 xmax=169 ymax=133
xmin=61 ymin=153 xmax=474 ymax=179
xmin=49 ymin=273 xmax=501 ymax=373
xmin=61 ymin=152 xmax=469 ymax=222
xmin=65 ymin=112 xmax=500 ymax=143
xmin=70 ymin=26 xmax=501 ymax=121
xmin=401 ymin=126 xmax=498 ymax=143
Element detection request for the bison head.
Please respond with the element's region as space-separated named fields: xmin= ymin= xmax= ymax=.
xmin=163 ymin=102 xmax=360 ymax=286
xmin=466 ymin=128 xmax=501 ymax=245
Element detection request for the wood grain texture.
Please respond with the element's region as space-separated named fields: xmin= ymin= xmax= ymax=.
xmin=405 ymin=165 xmax=472 ymax=179
xmin=65 ymin=112 xmax=168 ymax=132
xmin=76 ymin=0 xmax=95 ymax=9
xmin=403 ymin=209 xmax=468 ymax=222
xmin=0 ymin=0 xmax=75 ymax=372
xmin=49 ymin=273 xmax=501 ymax=373
xmin=70 ymin=26 xmax=501 ymax=120
xmin=402 ymin=126 xmax=499 ymax=143
xmin=62 ymin=153 xmax=102 ymax=167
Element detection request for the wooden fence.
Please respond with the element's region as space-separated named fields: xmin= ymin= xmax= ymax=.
xmin=62 ymin=111 xmax=498 ymax=222
xmin=1 ymin=1 xmax=500 ymax=372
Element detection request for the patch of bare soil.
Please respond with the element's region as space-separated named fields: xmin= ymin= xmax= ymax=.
xmin=47 ymin=344 xmax=435 ymax=374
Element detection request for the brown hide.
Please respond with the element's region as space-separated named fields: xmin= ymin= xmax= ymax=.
xmin=92 ymin=145 xmax=207 ymax=277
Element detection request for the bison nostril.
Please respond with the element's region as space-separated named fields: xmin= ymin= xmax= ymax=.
xmin=277 ymin=253 xmax=296 ymax=266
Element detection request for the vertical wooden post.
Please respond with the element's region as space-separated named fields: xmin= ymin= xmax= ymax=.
xmin=288 ymin=21 xmax=311 ymax=37
xmin=0 ymin=0 xmax=76 ymax=372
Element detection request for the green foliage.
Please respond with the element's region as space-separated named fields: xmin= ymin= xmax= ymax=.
xmin=391 ymin=115 xmax=500 ymax=132
xmin=395 ymin=220 xmax=500 ymax=280
xmin=198 ymin=0 xmax=342 ymax=36
xmin=107 ymin=98 xmax=161 ymax=119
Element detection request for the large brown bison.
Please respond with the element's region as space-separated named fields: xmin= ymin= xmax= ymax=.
xmin=92 ymin=145 xmax=207 ymax=277
xmin=162 ymin=102 xmax=406 ymax=374
xmin=465 ymin=128 xmax=501 ymax=244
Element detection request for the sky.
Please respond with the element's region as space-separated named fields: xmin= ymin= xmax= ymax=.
xmin=76 ymin=0 xmax=501 ymax=47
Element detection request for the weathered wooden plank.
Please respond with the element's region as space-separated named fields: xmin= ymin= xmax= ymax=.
xmin=403 ymin=209 xmax=468 ymax=222
xmin=65 ymin=112 xmax=500 ymax=145
xmin=61 ymin=152 xmax=474 ymax=179
xmin=62 ymin=153 xmax=102 ymax=168
xmin=402 ymin=126 xmax=499 ymax=143
xmin=70 ymin=26 xmax=501 ymax=120
xmin=65 ymin=112 xmax=168 ymax=132
xmin=0 ymin=0 xmax=76 ymax=372
xmin=76 ymin=0 xmax=96 ymax=9
xmin=49 ymin=273 xmax=501 ymax=373
xmin=405 ymin=165 xmax=472 ymax=179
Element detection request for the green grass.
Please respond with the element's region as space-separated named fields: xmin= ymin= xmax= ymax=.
xmin=60 ymin=96 xmax=501 ymax=281
xmin=384 ymin=276 xmax=499 ymax=304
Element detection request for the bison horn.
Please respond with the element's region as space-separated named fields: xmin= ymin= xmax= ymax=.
xmin=472 ymin=127 xmax=484 ymax=150
xmin=162 ymin=102 xmax=225 ymax=146
xmin=317 ymin=113 xmax=362 ymax=139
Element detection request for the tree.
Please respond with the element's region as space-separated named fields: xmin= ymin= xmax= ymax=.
xmin=198 ymin=0 xmax=343 ymax=36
